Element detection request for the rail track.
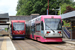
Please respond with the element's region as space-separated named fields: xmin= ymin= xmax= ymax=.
xmin=12 ymin=40 xmax=24 ymax=50
xmin=12 ymin=38 xmax=75 ymax=50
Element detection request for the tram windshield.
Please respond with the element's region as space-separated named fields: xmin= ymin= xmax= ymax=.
xmin=13 ymin=23 xmax=24 ymax=30
xmin=45 ymin=19 xmax=62 ymax=30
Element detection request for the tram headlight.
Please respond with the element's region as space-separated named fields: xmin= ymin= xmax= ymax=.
xmin=23 ymin=33 xmax=25 ymax=34
xmin=13 ymin=33 xmax=15 ymax=34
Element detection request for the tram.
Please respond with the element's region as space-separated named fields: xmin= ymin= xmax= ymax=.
xmin=10 ymin=20 xmax=26 ymax=39
xmin=26 ymin=15 xmax=63 ymax=42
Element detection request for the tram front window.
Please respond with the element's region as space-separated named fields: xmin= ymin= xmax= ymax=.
xmin=45 ymin=19 xmax=62 ymax=30
xmin=13 ymin=23 xmax=24 ymax=30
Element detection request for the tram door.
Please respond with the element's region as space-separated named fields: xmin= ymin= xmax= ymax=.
xmin=72 ymin=21 xmax=75 ymax=39
xmin=31 ymin=25 xmax=35 ymax=38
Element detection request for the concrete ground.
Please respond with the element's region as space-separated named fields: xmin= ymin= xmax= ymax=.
xmin=12 ymin=38 xmax=75 ymax=50
xmin=0 ymin=36 xmax=75 ymax=50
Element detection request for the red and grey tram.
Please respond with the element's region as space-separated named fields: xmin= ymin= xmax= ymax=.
xmin=10 ymin=20 xmax=26 ymax=39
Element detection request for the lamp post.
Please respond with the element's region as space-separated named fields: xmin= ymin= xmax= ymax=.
xmin=47 ymin=0 xmax=49 ymax=15
xmin=47 ymin=9 xmax=48 ymax=15
xmin=52 ymin=7 xmax=61 ymax=15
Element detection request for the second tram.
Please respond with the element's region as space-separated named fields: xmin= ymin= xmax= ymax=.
xmin=10 ymin=20 xmax=26 ymax=39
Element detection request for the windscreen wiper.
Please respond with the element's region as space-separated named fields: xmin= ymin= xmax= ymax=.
xmin=46 ymin=24 xmax=55 ymax=32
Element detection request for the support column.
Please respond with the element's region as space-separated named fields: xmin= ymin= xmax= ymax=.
xmin=72 ymin=21 xmax=75 ymax=39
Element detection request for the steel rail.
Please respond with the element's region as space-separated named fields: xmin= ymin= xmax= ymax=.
xmin=12 ymin=40 xmax=24 ymax=50
xmin=24 ymin=39 xmax=52 ymax=50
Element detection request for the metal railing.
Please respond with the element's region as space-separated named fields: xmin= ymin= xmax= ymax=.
xmin=62 ymin=26 xmax=71 ymax=38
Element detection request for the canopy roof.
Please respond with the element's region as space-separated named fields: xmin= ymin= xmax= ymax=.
xmin=61 ymin=11 xmax=75 ymax=20
xmin=0 ymin=13 xmax=9 ymax=18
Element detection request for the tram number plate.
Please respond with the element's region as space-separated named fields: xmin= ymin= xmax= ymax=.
xmin=18 ymin=33 xmax=20 ymax=34
xmin=53 ymin=34 xmax=55 ymax=35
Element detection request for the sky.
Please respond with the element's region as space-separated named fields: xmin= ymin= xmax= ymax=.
xmin=0 ymin=0 xmax=18 ymax=16
xmin=0 ymin=0 xmax=75 ymax=16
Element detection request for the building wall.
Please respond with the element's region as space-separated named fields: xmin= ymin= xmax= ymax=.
xmin=9 ymin=16 xmax=31 ymax=21
xmin=9 ymin=15 xmax=40 ymax=22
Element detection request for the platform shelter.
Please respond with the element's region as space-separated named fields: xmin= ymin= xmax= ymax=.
xmin=61 ymin=11 xmax=75 ymax=39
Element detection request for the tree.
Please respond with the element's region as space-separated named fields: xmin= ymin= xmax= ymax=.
xmin=58 ymin=3 xmax=75 ymax=15
xmin=16 ymin=0 xmax=71 ymax=15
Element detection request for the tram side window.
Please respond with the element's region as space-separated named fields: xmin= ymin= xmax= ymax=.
xmin=41 ymin=21 xmax=44 ymax=30
xmin=36 ymin=24 xmax=40 ymax=31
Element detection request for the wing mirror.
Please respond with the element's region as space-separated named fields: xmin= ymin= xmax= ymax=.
xmin=62 ymin=21 xmax=64 ymax=26
xmin=10 ymin=25 xmax=12 ymax=27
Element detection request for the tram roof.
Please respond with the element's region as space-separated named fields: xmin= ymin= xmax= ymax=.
xmin=11 ymin=20 xmax=25 ymax=22
xmin=30 ymin=15 xmax=61 ymax=20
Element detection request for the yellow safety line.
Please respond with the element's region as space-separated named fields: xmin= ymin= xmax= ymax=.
xmin=1 ymin=37 xmax=7 ymax=50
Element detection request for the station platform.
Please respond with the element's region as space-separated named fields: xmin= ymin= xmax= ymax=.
xmin=0 ymin=36 xmax=16 ymax=50
xmin=63 ymin=38 xmax=75 ymax=45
